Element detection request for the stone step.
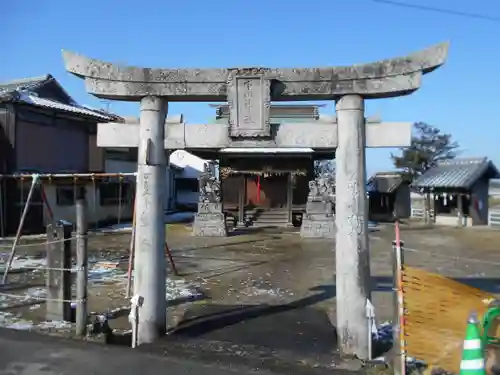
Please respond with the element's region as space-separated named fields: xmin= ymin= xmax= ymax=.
xmin=254 ymin=218 xmax=289 ymax=224
xmin=250 ymin=222 xmax=288 ymax=228
xmin=246 ymin=209 xmax=288 ymax=214
xmin=256 ymin=212 xmax=289 ymax=218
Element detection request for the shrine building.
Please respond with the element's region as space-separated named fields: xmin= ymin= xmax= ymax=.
xmin=195 ymin=104 xmax=335 ymax=228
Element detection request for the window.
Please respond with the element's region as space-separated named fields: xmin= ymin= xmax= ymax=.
xmin=99 ymin=182 xmax=131 ymax=206
xmin=56 ymin=186 xmax=86 ymax=206
xmin=175 ymin=178 xmax=198 ymax=193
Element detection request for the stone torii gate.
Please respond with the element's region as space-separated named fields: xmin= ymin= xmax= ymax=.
xmin=62 ymin=43 xmax=448 ymax=357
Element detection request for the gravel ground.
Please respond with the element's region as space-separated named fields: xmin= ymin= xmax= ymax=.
xmin=0 ymin=220 xmax=498 ymax=370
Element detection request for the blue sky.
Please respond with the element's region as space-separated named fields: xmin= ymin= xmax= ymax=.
xmin=2 ymin=0 xmax=499 ymax=176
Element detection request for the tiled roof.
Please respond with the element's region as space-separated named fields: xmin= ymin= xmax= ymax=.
xmin=0 ymin=75 xmax=118 ymax=121
xmin=412 ymin=157 xmax=500 ymax=189
xmin=367 ymin=173 xmax=404 ymax=193
xmin=18 ymin=92 xmax=117 ymax=121
xmin=0 ymin=74 xmax=75 ymax=104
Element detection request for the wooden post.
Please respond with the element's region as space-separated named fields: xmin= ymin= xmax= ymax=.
xmin=457 ymin=193 xmax=463 ymax=227
xmin=75 ymin=198 xmax=88 ymax=336
xmin=238 ymin=175 xmax=245 ymax=226
xmin=430 ymin=193 xmax=436 ymax=224
xmin=424 ymin=192 xmax=430 ymax=225
xmin=286 ymin=172 xmax=293 ymax=224
xmin=46 ymin=222 xmax=72 ymax=321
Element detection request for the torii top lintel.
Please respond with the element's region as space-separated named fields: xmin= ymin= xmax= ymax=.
xmin=62 ymin=42 xmax=448 ymax=102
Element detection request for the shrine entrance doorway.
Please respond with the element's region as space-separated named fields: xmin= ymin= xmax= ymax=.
xmin=219 ymin=153 xmax=313 ymax=227
xmin=247 ymin=174 xmax=288 ymax=208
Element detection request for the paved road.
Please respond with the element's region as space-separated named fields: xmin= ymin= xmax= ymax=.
xmin=0 ymin=329 xmax=278 ymax=375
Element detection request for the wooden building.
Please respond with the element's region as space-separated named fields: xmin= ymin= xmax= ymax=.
xmin=412 ymin=158 xmax=500 ymax=226
xmin=0 ymin=74 xmax=124 ymax=235
xmin=367 ymin=172 xmax=411 ymax=221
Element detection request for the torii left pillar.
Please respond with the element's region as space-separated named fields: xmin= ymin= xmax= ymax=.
xmin=133 ymin=96 xmax=168 ymax=344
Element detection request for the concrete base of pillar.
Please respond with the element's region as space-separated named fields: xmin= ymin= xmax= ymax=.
xmin=299 ymin=201 xmax=336 ymax=239
xmin=300 ymin=216 xmax=336 ymax=238
xmin=192 ymin=203 xmax=227 ymax=237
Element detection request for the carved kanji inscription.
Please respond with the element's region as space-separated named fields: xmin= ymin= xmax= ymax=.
xmin=227 ymin=68 xmax=271 ymax=138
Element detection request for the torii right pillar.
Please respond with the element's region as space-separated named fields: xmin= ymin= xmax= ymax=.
xmin=333 ymin=45 xmax=450 ymax=357
xmin=335 ymin=95 xmax=372 ymax=356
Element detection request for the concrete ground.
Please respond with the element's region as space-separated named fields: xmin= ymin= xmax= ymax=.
xmin=0 ymin=327 xmax=344 ymax=375
xmin=0 ymin=220 xmax=499 ymax=371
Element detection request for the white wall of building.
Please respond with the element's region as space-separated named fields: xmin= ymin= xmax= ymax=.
xmin=103 ymin=150 xmax=208 ymax=210
xmin=170 ymin=150 xmax=206 ymax=178
xmin=170 ymin=150 xmax=207 ymax=206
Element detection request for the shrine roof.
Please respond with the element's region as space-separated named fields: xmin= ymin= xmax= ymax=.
xmin=412 ymin=158 xmax=500 ymax=190
xmin=367 ymin=172 xmax=405 ymax=193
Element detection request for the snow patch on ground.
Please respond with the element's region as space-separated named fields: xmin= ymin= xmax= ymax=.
xmin=0 ymin=287 xmax=46 ymax=308
xmin=0 ymin=252 xmax=203 ymax=329
xmin=165 ymin=278 xmax=202 ymax=301
xmin=0 ymin=254 xmax=46 ymax=272
xmin=98 ymin=211 xmax=194 ymax=233
xmin=0 ymin=311 xmax=71 ymax=331
xmin=244 ymin=287 xmax=294 ymax=298
xmin=88 ymin=265 xmax=127 ymax=283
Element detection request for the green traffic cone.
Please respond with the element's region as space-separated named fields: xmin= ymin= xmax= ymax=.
xmin=460 ymin=312 xmax=486 ymax=375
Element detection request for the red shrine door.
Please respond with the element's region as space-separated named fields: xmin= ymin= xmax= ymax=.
xmin=246 ymin=175 xmax=288 ymax=208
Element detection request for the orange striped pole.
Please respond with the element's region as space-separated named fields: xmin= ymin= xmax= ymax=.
xmin=394 ymin=220 xmax=406 ymax=375
xmin=164 ymin=241 xmax=178 ymax=276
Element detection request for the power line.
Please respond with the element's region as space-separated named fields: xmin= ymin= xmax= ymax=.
xmin=372 ymin=0 xmax=500 ymax=23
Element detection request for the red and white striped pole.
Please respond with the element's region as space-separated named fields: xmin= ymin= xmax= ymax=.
xmin=393 ymin=220 xmax=406 ymax=375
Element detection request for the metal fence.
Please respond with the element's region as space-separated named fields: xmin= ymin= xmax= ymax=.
xmin=0 ymin=216 xmax=132 ymax=336
xmin=391 ymin=225 xmax=500 ymax=374
xmin=0 ymin=172 xmax=183 ymax=342
xmin=0 ymin=173 xmax=137 ymax=337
